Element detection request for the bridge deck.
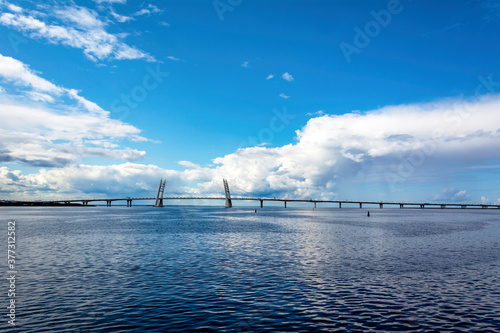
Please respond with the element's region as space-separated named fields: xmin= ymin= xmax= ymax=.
xmin=5 ymin=197 xmax=500 ymax=209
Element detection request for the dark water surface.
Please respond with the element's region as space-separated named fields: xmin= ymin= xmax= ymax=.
xmin=1 ymin=206 xmax=500 ymax=332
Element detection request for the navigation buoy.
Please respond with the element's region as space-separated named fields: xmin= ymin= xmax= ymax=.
xmin=367 ymin=211 xmax=370 ymax=217
xmin=255 ymin=209 xmax=257 ymax=213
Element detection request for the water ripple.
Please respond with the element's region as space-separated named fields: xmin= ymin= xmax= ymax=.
xmin=1 ymin=207 xmax=499 ymax=332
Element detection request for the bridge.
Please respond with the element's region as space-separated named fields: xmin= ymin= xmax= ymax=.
xmin=7 ymin=179 xmax=500 ymax=209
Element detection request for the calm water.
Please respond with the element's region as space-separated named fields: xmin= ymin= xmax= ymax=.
xmin=1 ymin=206 xmax=500 ymax=332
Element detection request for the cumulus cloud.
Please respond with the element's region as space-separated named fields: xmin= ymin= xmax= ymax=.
xmin=0 ymin=163 xmax=214 ymax=200
xmin=266 ymin=74 xmax=274 ymax=80
xmin=6 ymin=3 xmax=22 ymax=12
xmin=0 ymin=2 xmax=154 ymax=62
xmin=279 ymin=93 xmax=290 ymax=99
xmin=202 ymin=95 xmax=500 ymax=199
xmin=0 ymin=55 xmax=148 ymax=168
xmin=282 ymin=72 xmax=294 ymax=81
xmin=3 ymin=92 xmax=500 ymax=201
xmin=0 ymin=54 xmax=63 ymax=95
xmin=432 ymin=188 xmax=471 ymax=202
xmin=241 ymin=61 xmax=249 ymax=68
xmin=134 ymin=4 xmax=162 ymax=16
xmin=0 ymin=54 xmax=104 ymax=113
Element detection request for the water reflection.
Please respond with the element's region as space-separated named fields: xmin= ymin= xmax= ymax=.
xmin=1 ymin=206 xmax=499 ymax=332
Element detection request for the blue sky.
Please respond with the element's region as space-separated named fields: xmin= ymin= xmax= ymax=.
xmin=1 ymin=0 xmax=500 ymax=204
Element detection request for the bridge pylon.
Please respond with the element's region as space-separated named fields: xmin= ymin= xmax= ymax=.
xmin=155 ymin=179 xmax=166 ymax=207
xmin=223 ymin=179 xmax=232 ymax=208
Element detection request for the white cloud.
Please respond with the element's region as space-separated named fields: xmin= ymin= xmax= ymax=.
xmin=203 ymin=95 xmax=500 ymax=199
xmin=134 ymin=4 xmax=163 ymax=16
xmin=93 ymin=0 xmax=127 ymax=3
xmin=432 ymin=188 xmax=470 ymax=202
xmin=26 ymin=91 xmax=56 ymax=103
xmin=0 ymin=54 xmax=63 ymax=94
xmin=481 ymin=196 xmax=490 ymax=204
xmin=3 ymin=93 xmax=500 ymax=201
xmin=266 ymin=74 xmax=274 ymax=80
xmin=0 ymin=55 xmax=149 ymax=168
xmin=56 ymin=6 xmax=105 ymax=29
xmin=0 ymin=54 xmax=104 ymax=113
xmin=0 ymin=4 xmax=154 ymax=62
xmin=241 ymin=61 xmax=249 ymax=68
xmin=282 ymin=72 xmax=294 ymax=81
xmin=7 ymin=3 xmax=22 ymax=12
xmin=109 ymin=8 xmax=133 ymax=23
xmin=166 ymin=55 xmax=183 ymax=62
xmin=279 ymin=93 xmax=290 ymax=99
xmin=159 ymin=21 xmax=170 ymax=27
xmin=307 ymin=110 xmax=325 ymax=117
xmin=0 ymin=163 xmax=171 ymax=200
xmin=0 ymin=162 xmax=214 ymax=200
xmin=178 ymin=161 xmax=201 ymax=168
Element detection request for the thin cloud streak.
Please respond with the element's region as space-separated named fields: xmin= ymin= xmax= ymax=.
xmin=0 ymin=2 xmax=154 ymax=62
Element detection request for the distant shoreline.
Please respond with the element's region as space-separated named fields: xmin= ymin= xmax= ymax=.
xmin=0 ymin=201 xmax=93 ymax=207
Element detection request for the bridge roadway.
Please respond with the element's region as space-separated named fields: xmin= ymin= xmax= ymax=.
xmin=27 ymin=197 xmax=500 ymax=209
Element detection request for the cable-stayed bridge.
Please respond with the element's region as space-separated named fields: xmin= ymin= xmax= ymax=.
xmin=5 ymin=179 xmax=500 ymax=209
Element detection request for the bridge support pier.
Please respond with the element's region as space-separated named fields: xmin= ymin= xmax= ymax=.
xmin=461 ymin=205 xmax=466 ymax=209
xmin=155 ymin=179 xmax=166 ymax=207
xmin=359 ymin=203 xmax=362 ymax=209
xmin=260 ymin=200 xmax=263 ymax=208
xmin=106 ymin=200 xmax=111 ymax=207
xmin=379 ymin=203 xmax=383 ymax=209
xmin=127 ymin=199 xmax=132 ymax=207
xmin=420 ymin=204 xmax=424 ymax=209
xmin=314 ymin=202 xmax=317 ymax=209
xmin=223 ymin=179 xmax=232 ymax=208
xmin=400 ymin=204 xmax=404 ymax=209
xmin=284 ymin=201 xmax=287 ymax=208
xmin=339 ymin=202 xmax=341 ymax=208
xmin=441 ymin=204 xmax=446 ymax=209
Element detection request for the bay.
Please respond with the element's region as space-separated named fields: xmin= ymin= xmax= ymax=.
xmin=1 ymin=206 xmax=499 ymax=332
